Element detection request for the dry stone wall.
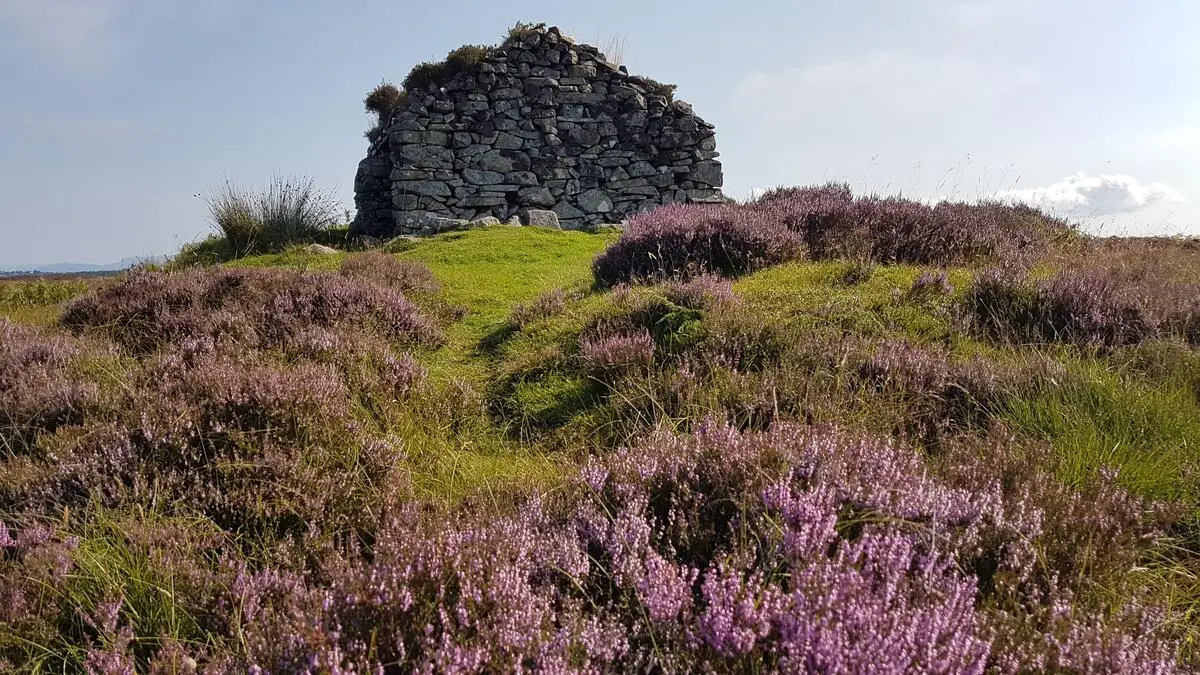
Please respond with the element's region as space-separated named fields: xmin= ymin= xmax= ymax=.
xmin=351 ymin=26 xmax=725 ymax=237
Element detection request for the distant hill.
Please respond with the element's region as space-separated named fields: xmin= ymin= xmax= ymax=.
xmin=0 ymin=256 xmax=161 ymax=278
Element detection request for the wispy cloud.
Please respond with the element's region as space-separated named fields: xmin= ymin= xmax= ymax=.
xmin=992 ymin=172 xmax=1187 ymax=216
xmin=735 ymin=51 xmax=1042 ymax=122
xmin=0 ymin=0 xmax=131 ymax=74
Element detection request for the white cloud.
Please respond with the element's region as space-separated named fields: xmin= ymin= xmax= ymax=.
xmin=992 ymin=172 xmax=1187 ymax=216
xmin=0 ymin=0 xmax=130 ymax=73
xmin=735 ymin=51 xmax=1042 ymax=122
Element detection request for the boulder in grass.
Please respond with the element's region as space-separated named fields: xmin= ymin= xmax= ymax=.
xmin=304 ymin=244 xmax=340 ymax=255
xmin=468 ymin=216 xmax=502 ymax=228
xmin=520 ymin=209 xmax=559 ymax=229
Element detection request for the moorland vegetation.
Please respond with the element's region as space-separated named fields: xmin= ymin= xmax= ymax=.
xmin=2 ymin=182 xmax=1200 ymax=672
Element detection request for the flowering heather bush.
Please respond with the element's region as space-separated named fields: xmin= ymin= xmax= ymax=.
xmin=592 ymin=202 xmax=802 ymax=286
xmin=61 ymin=266 xmax=444 ymax=354
xmin=509 ymin=288 xmax=568 ymax=328
xmin=660 ymin=273 xmax=739 ymax=310
xmin=906 ymin=268 xmax=955 ymax=300
xmin=593 ymin=184 xmax=1072 ymax=290
xmin=966 ymin=266 xmax=1200 ymax=348
xmin=0 ymin=319 xmax=99 ymax=455
xmin=128 ymin=355 xmax=411 ymax=532
xmin=854 ymin=338 xmax=1016 ymax=438
xmin=339 ymin=250 xmax=441 ymax=295
xmin=4 ymin=351 xmax=411 ymax=535
xmin=23 ymin=422 xmax=1171 ymax=672
xmin=750 ymin=183 xmax=1072 ymax=267
xmin=0 ymin=514 xmax=233 ymax=672
xmin=5 ymin=225 xmax=1198 ymax=670
xmin=579 ymin=328 xmax=656 ymax=376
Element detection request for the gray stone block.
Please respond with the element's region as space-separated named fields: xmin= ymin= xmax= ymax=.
xmin=520 ymin=209 xmax=560 ymax=228
xmin=518 ymin=186 xmax=556 ymax=207
xmin=578 ymin=189 xmax=613 ymax=213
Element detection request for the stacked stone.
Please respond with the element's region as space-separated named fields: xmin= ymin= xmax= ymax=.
xmin=351 ymin=25 xmax=725 ymax=237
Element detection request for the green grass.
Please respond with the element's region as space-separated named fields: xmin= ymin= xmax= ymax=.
xmin=1000 ymin=359 xmax=1200 ymax=501
xmin=228 ymin=226 xmax=616 ymax=384
xmin=396 ymin=226 xmax=617 ymax=383
xmin=399 ymin=227 xmax=616 ymax=326
xmin=471 ymin=250 xmax=1200 ymax=512
xmin=0 ymin=278 xmax=96 ymax=325
xmin=0 ymin=509 xmax=225 ymax=672
xmin=734 ymin=261 xmax=974 ymax=346
xmin=26 ymin=231 xmax=1200 ymax=512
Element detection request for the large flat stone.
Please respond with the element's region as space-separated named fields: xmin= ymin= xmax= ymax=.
xmin=462 ymin=168 xmax=505 ymax=185
xmin=505 ymin=171 xmax=539 ymax=186
xmin=390 ymin=130 xmax=449 ymax=146
xmin=518 ymin=186 xmax=556 ymax=207
xmin=626 ymin=160 xmax=658 ymax=178
xmin=494 ymin=132 xmax=524 ymax=149
xmin=396 ymin=180 xmax=451 ymax=197
xmin=458 ymin=193 xmax=509 ymax=207
xmin=395 ymin=144 xmax=453 ymax=169
xmin=577 ymin=188 xmax=613 ymax=213
xmin=552 ymin=200 xmax=585 ymax=220
xmin=688 ymin=160 xmax=724 ymax=187
xmin=520 ymin=209 xmax=560 ymax=228
xmin=476 ymin=149 xmax=532 ymax=173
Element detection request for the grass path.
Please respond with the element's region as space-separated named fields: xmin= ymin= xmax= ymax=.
xmin=196 ymin=227 xmax=620 ymax=502
xmin=390 ymin=227 xmax=618 ymax=500
xmin=398 ymin=227 xmax=618 ymax=385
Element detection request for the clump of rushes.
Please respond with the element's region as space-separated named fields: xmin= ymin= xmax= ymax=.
xmin=201 ymin=175 xmax=342 ymax=256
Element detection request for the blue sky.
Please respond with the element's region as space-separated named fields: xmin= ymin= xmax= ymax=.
xmin=1 ymin=0 xmax=1197 ymax=266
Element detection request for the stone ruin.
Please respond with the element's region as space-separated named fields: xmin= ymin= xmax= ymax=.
xmin=350 ymin=25 xmax=725 ymax=237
